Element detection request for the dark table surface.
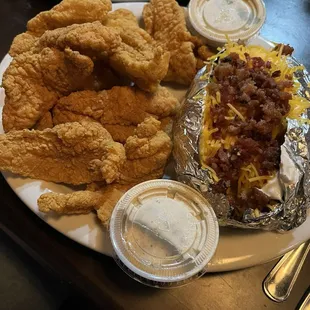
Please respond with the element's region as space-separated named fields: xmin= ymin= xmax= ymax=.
xmin=0 ymin=0 xmax=310 ymax=309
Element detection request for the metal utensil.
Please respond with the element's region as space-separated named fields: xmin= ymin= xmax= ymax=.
xmin=298 ymin=290 xmax=310 ymax=310
xmin=263 ymin=240 xmax=310 ymax=302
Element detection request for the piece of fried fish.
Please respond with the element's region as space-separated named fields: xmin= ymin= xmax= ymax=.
xmin=52 ymin=85 xmax=179 ymax=142
xmin=0 ymin=121 xmax=126 ymax=185
xmin=38 ymin=117 xmax=172 ymax=226
xmin=143 ymin=0 xmax=213 ymax=85
xmin=9 ymin=0 xmax=112 ymax=57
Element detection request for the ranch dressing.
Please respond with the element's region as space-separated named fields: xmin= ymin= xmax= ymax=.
xmin=109 ymin=180 xmax=219 ymax=287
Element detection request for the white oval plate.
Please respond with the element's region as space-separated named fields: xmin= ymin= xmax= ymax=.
xmin=1 ymin=2 xmax=309 ymax=272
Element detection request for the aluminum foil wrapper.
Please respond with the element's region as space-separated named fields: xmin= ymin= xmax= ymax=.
xmin=173 ymin=57 xmax=310 ymax=231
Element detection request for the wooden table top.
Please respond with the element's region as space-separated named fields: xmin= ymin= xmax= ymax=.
xmin=0 ymin=0 xmax=309 ymax=309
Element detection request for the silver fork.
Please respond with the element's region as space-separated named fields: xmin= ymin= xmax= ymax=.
xmin=298 ymin=290 xmax=310 ymax=310
xmin=263 ymin=239 xmax=310 ymax=302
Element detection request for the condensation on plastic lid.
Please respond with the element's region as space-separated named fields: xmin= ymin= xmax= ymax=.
xmin=188 ymin=0 xmax=266 ymax=46
xmin=109 ymin=180 xmax=219 ymax=287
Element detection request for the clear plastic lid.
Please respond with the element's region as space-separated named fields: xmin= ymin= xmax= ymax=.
xmin=109 ymin=180 xmax=219 ymax=288
xmin=188 ymin=0 xmax=266 ymax=47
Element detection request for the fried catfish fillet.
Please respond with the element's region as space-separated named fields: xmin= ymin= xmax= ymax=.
xmin=28 ymin=0 xmax=112 ymax=36
xmin=9 ymin=0 xmax=112 ymax=57
xmin=40 ymin=11 xmax=170 ymax=92
xmin=38 ymin=190 xmax=107 ymax=215
xmin=34 ymin=111 xmax=54 ymax=130
xmin=0 ymin=122 xmax=126 ymax=185
xmin=119 ymin=117 xmax=172 ymax=183
xmin=2 ymin=47 xmax=94 ymax=132
xmin=2 ymin=51 xmax=58 ymax=131
xmin=143 ymin=0 xmax=213 ymax=85
xmin=41 ymin=47 xmax=94 ymax=95
xmin=52 ymin=85 xmax=179 ymax=142
xmin=37 ymin=117 xmax=172 ymax=225
xmin=9 ymin=32 xmax=40 ymax=57
xmin=104 ymin=9 xmax=170 ymax=92
xmin=38 ymin=21 xmax=121 ymax=58
xmin=38 ymin=183 xmax=131 ymax=227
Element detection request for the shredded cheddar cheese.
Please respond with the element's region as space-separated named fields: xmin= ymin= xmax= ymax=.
xmin=287 ymin=95 xmax=310 ymax=119
xmin=221 ymin=135 xmax=237 ymax=149
xmin=227 ymin=104 xmax=246 ymax=122
xmin=208 ymin=41 xmax=310 ymax=121
xmin=200 ymin=40 xmax=310 ymax=200
xmin=224 ymin=116 xmax=234 ymax=120
xmin=250 ymin=163 xmax=259 ymax=178
xmin=201 ymin=164 xmax=220 ymax=182
xmin=248 ymin=176 xmax=274 ymax=182
xmin=237 ymin=164 xmax=274 ymax=196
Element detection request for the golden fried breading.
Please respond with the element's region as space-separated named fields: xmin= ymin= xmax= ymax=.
xmin=52 ymin=109 xmax=96 ymax=125
xmin=118 ymin=117 xmax=172 ymax=183
xmin=38 ymin=172 xmax=167 ymax=226
xmin=8 ymin=0 xmax=112 ymax=56
xmin=0 ymin=121 xmax=126 ymax=185
xmin=38 ymin=183 xmax=132 ymax=227
xmin=83 ymin=61 xmax=129 ymax=91
xmin=105 ymin=9 xmax=170 ymax=92
xmin=9 ymin=32 xmax=39 ymax=57
xmin=51 ymin=109 xmax=173 ymax=143
xmin=96 ymin=123 xmax=170 ymax=216
xmin=95 ymin=185 xmax=129 ymax=226
xmin=88 ymin=183 xmax=134 ymax=225
xmin=34 ymin=111 xmax=54 ymax=130
xmin=37 ymin=117 xmax=172 ymax=225
xmin=53 ymin=85 xmax=178 ymax=124
xmin=39 ymin=21 xmax=121 ymax=58
xmin=2 ymin=47 xmax=94 ymax=132
xmin=125 ymin=117 xmax=168 ymax=158
xmin=143 ymin=0 xmax=213 ymax=85
xmin=100 ymin=124 xmax=136 ymax=143
xmin=103 ymin=117 xmax=173 ymax=143
xmin=2 ymin=51 xmax=58 ymax=131
xmin=41 ymin=47 xmax=94 ymax=95
xmin=38 ymin=191 xmax=105 ymax=214
xmin=52 ymin=86 xmax=178 ymax=142
xmin=197 ymin=46 xmax=214 ymax=66
xmin=42 ymin=47 xmax=94 ymax=95
xmin=27 ymin=0 xmax=112 ymax=36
